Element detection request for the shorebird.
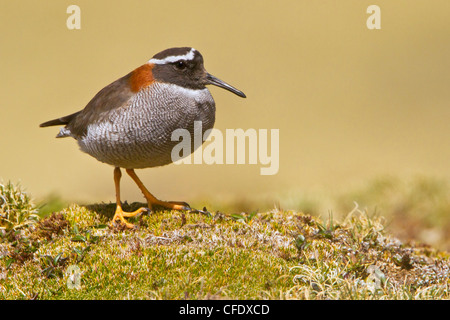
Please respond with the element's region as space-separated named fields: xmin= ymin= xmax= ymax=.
xmin=40 ymin=47 xmax=246 ymax=228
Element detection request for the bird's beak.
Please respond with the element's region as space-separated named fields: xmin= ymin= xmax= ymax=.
xmin=206 ymin=73 xmax=246 ymax=98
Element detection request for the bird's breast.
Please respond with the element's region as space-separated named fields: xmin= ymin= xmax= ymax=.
xmin=78 ymin=82 xmax=216 ymax=169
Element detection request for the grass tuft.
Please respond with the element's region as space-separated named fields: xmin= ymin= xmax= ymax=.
xmin=0 ymin=181 xmax=39 ymax=231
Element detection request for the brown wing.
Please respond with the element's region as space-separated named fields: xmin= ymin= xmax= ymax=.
xmin=40 ymin=62 xmax=158 ymax=138
xmin=67 ymin=72 xmax=136 ymax=137
xmin=40 ymin=72 xmax=136 ymax=138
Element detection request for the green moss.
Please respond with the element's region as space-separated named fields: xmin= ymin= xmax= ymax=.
xmin=0 ymin=180 xmax=449 ymax=300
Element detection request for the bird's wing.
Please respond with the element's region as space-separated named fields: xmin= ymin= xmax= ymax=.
xmin=40 ymin=63 xmax=157 ymax=138
xmin=62 ymin=72 xmax=137 ymax=138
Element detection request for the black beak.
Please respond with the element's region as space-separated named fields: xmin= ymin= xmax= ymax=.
xmin=206 ymin=73 xmax=246 ymax=98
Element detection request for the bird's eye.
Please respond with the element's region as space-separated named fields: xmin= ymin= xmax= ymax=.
xmin=175 ymin=61 xmax=187 ymax=70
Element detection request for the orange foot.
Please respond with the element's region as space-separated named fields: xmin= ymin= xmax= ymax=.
xmin=149 ymin=199 xmax=191 ymax=211
xmin=111 ymin=205 xmax=150 ymax=229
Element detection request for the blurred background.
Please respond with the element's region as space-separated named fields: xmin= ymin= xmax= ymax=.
xmin=1 ymin=1 xmax=449 ymax=248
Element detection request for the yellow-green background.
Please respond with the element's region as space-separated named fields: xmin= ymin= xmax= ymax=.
xmin=1 ymin=1 xmax=449 ymax=210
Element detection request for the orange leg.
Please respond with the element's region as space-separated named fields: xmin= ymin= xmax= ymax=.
xmin=111 ymin=167 xmax=149 ymax=228
xmin=125 ymin=169 xmax=190 ymax=211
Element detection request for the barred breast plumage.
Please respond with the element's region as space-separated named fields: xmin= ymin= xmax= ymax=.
xmin=77 ymin=82 xmax=215 ymax=169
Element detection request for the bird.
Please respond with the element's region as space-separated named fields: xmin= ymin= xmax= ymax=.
xmin=40 ymin=47 xmax=246 ymax=228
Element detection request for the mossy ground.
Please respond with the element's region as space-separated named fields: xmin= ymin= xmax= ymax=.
xmin=1 ymin=187 xmax=449 ymax=299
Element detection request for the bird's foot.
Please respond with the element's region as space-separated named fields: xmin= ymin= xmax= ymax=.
xmin=111 ymin=206 xmax=150 ymax=229
xmin=149 ymin=199 xmax=191 ymax=211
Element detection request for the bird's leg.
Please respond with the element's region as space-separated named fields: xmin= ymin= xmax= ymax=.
xmin=125 ymin=169 xmax=190 ymax=211
xmin=111 ymin=167 xmax=149 ymax=228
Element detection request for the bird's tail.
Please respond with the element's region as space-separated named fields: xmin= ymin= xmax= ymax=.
xmin=39 ymin=111 xmax=81 ymax=128
xmin=40 ymin=111 xmax=81 ymax=138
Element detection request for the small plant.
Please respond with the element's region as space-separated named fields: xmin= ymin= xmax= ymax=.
xmin=70 ymin=224 xmax=100 ymax=244
xmin=315 ymin=211 xmax=339 ymax=240
xmin=33 ymin=212 xmax=69 ymax=240
xmin=5 ymin=233 xmax=39 ymax=267
xmin=230 ymin=211 xmax=258 ymax=223
xmin=72 ymin=246 xmax=91 ymax=263
xmin=40 ymin=252 xmax=68 ymax=278
xmin=294 ymin=234 xmax=309 ymax=253
xmin=0 ymin=181 xmax=39 ymax=231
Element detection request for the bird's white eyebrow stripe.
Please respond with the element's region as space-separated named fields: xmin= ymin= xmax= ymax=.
xmin=149 ymin=48 xmax=196 ymax=65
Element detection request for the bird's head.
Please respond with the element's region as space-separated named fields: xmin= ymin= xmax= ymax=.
xmin=149 ymin=47 xmax=246 ymax=98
